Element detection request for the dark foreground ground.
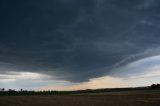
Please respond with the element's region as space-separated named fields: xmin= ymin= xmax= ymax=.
xmin=0 ymin=94 xmax=160 ymax=106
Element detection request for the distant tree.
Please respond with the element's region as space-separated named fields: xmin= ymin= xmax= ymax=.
xmin=156 ymin=84 xmax=160 ymax=88
xmin=151 ymin=84 xmax=160 ymax=89
xmin=151 ymin=84 xmax=156 ymax=89
xmin=2 ymin=88 xmax=5 ymax=91
xmin=8 ymin=89 xmax=12 ymax=92
xmin=20 ymin=89 xmax=23 ymax=92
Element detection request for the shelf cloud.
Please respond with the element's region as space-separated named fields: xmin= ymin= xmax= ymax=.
xmin=0 ymin=0 xmax=160 ymax=89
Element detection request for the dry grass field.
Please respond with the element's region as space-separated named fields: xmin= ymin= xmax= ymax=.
xmin=0 ymin=94 xmax=160 ymax=106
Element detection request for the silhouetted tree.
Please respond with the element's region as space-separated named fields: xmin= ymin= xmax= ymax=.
xmin=2 ymin=88 xmax=5 ymax=91
xmin=151 ymin=84 xmax=160 ymax=89
xmin=157 ymin=84 xmax=160 ymax=88
xmin=20 ymin=89 xmax=23 ymax=92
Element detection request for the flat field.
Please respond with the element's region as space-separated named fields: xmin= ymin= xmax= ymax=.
xmin=0 ymin=92 xmax=160 ymax=106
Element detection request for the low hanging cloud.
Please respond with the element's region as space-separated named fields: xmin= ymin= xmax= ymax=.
xmin=0 ymin=0 xmax=160 ymax=85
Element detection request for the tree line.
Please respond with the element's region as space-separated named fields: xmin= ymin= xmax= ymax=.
xmin=151 ymin=84 xmax=160 ymax=89
xmin=0 ymin=84 xmax=159 ymax=96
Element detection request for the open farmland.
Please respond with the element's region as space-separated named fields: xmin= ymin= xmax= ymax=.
xmin=0 ymin=91 xmax=160 ymax=106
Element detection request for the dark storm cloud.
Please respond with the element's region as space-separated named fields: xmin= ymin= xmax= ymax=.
xmin=1 ymin=0 xmax=160 ymax=82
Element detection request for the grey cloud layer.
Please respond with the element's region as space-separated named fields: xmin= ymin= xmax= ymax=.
xmin=0 ymin=0 xmax=160 ymax=82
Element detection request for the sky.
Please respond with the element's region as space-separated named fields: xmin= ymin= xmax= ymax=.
xmin=0 ymin=0 xmax=160 ymax=90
